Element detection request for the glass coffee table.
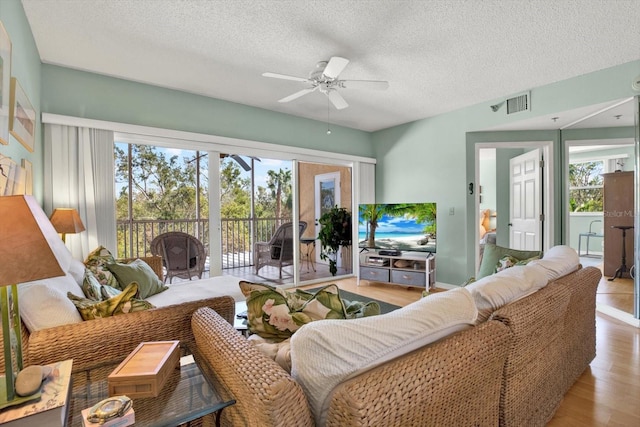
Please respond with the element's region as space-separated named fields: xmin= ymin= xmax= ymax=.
xmin=67 ymin=355 xmax=234 ymax=427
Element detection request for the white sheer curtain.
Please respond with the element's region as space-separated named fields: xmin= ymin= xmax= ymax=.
xmin=44 ymin=124 xmax=116 ymax=260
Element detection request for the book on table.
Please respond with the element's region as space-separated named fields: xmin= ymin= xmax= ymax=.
xmin=0 ymin=359 xmax=73 ymax=427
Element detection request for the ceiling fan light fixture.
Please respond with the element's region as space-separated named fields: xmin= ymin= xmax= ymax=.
xmin=263 ymin=56 xmax=388 ymax=110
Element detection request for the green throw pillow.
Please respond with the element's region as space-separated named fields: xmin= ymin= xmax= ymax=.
xmin=68 ymin=283 xmax=155 ymax=321
xmin=239 ymin=281 xmax=347 ymax=341
xmin=105 ymin=259 xmax=168 ymax=299
xmin=477 ymin=243 xmax=542 ymax=279
xmin=84 ymin=246 xmax=119 ymax=288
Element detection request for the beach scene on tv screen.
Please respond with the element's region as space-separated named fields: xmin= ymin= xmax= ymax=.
xmin=358 ymin=203 xmax=436 ymax=252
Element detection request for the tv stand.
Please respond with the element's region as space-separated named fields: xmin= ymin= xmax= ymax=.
xmin=359 ymin=251 xmax=435 ymax=289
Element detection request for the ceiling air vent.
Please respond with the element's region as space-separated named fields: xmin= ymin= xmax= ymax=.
xmin=506 ymin=92 xmax=530 ymax=115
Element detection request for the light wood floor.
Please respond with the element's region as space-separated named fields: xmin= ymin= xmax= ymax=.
xmin=298 ymin=277 xmax=640 ymax=427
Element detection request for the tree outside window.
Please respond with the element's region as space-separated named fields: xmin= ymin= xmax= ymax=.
xmin=568 ymin=160 xmax=603 ymax=212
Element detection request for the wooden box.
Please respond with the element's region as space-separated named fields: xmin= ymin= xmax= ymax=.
xmin=108 ymin=341 xmax=180 ymax=398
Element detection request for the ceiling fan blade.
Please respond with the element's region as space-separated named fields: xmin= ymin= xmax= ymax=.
xmin=278 ymin=87 xmax=317 ymax=103
xmin=340 ymin=80 xmax=389 ymax=90
xmin=327 ymin=90 xmax=348 ymax=110
xmin=231 ymin=154 xmax=252 ymax=171
xmin=322 ymin=56 xmax=349 ymax=80
xmin=262 ymin=72 xmax=309 ymax=83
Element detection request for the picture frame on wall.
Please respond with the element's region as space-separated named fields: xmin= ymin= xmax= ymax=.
xmin=1 ymin=155 xmax=16 ymax=195
xmin=0 ymin=21 xmax=12 ymax=145
xmin=9 ymin=77 xmax=36 ymax=152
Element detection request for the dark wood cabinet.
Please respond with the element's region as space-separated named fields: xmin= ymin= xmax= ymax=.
xmin=603 ymin=171 xmax=634 ymax=278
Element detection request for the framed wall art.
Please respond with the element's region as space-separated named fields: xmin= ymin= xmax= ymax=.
xmin=9 ymin=77 xmax=36 ymax=152
xmin=1 ymin=154 xmax=16 ymax=195
xmin=0 ymin=21 xmax=11 ymax=145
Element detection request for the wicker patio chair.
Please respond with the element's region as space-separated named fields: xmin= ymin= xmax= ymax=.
xmin=254 ymin=222 xmax=307 ymax=278
xmin=151 ymin=232 xmax=206 ymax=283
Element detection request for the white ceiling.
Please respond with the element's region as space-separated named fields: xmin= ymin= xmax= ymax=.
xmin=21 ymin=0 xmax=640 ymax=132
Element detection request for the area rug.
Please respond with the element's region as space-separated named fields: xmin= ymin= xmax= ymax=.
xmin=305 ymin=287 xmax=400 ymax=314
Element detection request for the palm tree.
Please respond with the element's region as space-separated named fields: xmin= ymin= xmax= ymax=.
xmin=266 ymin=169 xmax=291 ymax=226
xmin=359 ymin=204 xmax=390 ymax=248
xmin=359 ymin=203 xmax=437 ymax=248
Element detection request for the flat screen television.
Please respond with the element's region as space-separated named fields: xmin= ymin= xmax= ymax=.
xmin=358 ymin=203 xmax=436 ymax=253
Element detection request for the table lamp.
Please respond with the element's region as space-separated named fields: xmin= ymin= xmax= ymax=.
xmin=0 ymin=195 xmax=65 ymax=409
xmin=49 ymin=208 xmax=85 ymax=243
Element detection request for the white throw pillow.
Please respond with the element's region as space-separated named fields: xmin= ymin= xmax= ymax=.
xmin=465 ymin=263 xmax=548 ymax=314
xmin=290 ymin=287 xmax=477 ymax=426
xmin=68 ymin=258 xmax=86 ymax=286
xmin=18 ymin=274 xmax=84 ymax=332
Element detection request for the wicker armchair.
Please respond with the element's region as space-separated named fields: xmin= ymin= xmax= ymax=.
xmin=151 ymin=232 xmax=207 ymax=283
xmin=254 ymin=222 xmax=307 ymax=278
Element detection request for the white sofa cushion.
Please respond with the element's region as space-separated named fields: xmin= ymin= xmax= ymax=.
xmin=465 ymin=263 xmax=548 ymax=315
xmin=527 ymin=245 xmax=580 ymax=281
xmin=465 ymin=245 xmax=579 ymax=321
xmin=146 ymin=275 xmax=245 ymax=307
xmin=290 ymin=287 xmax=477 ymax=426
xmin=18 ymin=273 xmax=84 ymax=332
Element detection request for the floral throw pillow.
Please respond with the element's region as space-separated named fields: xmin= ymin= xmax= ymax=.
xmin=495 ymin=254 xmax=541 ymax=273
xmin=68 ymin=283 xmax=155 ymax=321
xmin=84 ymin=246 xmax=120 ymax=289
xmin=82 ymin=270 xmax=123 ymax=301
xmin=239 ymin=281 xmax=347 ymax=341
xmin=81 ymin=270 xmax=104 ymax=301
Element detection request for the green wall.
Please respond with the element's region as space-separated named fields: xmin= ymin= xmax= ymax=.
xmin=0 ymin=0 xmax=42 ymax=200
xmin=373 ymin=60 xmax=640 ymax=285
xmin=41 ymin=65 xmax=373 ymax=158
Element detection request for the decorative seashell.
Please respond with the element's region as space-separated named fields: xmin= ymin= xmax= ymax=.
xmin=86 ymin=395 xmax=132 ymax=424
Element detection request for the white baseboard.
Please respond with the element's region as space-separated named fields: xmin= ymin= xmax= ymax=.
xmin=435 ymin=282 xmax=458 ymax=290
xmin=596 ymin=304 xmax=640 ymax=328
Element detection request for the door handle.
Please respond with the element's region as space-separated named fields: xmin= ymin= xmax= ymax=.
xmin=508 ymin=223 xmax=513 ymax=226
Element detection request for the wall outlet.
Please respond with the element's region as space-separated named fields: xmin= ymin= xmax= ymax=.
xmin=449 ymin=207 xmax=455 ymax=215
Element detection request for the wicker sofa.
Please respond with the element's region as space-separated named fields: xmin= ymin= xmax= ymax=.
xmin=191 ymin=247 xmax=601 ymax=427
xmin=4 ymin=252 xmax=243 ymax=375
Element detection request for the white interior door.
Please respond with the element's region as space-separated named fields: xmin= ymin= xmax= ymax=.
xmin=510 ymin=149 xmax=542 ymax=250
xmin=315 ymin=172 xmax=341 ymax=265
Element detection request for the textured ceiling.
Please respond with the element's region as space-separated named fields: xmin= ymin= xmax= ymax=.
xmin=21 ymin=0 xmax=640 ymax=132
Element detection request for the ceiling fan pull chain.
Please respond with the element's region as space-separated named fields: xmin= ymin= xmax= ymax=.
xmin=327 ymin=97 xmax=332 ymax=135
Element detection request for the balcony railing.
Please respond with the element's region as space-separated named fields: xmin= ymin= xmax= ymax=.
xmin=117 ymin=217 xmax=291 ymax=269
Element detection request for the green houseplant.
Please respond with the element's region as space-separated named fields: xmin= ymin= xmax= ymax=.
xmin=317 ymin=206 xmax=352 ymax=276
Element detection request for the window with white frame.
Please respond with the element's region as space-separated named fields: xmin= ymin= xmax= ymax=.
xmin=568 ymin=156 xmax=627 ymax=212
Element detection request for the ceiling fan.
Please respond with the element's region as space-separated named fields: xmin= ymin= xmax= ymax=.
xmin=262 ymin=56 xmax=389 ymax=110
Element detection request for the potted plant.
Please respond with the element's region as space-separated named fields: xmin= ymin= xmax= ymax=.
xmin=317 ymin=206 xmax=352 ymax=276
